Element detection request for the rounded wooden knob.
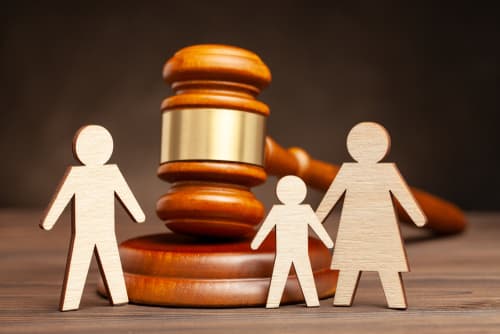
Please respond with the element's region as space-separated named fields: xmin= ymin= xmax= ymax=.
xmin=162 ymin=44 xmax=271 ymax=115
xmin=164 ymin=44 xmax=271 ymax=90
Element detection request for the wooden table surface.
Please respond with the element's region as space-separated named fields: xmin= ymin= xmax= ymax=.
xmin=1 ymin=209 xmax=499 ymax=333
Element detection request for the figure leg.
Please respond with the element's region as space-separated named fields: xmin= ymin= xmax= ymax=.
xmin=60 ymin=237 xmax=94 ymax=311
xmin=379 ymin=271 xmax=407 ymax=309
xmin=266 ymin=257 xmax=292 ymax=308
xmin=333 ymin=270 xmax=361 ymax=306
xmin=95 ymin=239 xmax=128 ymax=305
xmin=293 ymin=257 xmax=320 ymax=307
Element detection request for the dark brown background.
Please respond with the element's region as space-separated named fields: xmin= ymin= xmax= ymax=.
xmin=1 ymin=1 xmax=499 ymax=216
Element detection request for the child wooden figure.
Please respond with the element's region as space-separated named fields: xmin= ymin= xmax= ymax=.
xmin=316 ymin=122 xmax=427 ymax=309
xmin=251 ymin=175 xmax=334 ymax=308
xmin=40 ymin=125 xmax=146 ymax=311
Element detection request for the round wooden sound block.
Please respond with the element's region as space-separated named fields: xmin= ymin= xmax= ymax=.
xmin=97 ymin=233 xmax=337 ymax=307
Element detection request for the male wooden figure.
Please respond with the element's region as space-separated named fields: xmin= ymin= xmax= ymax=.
xmin=40 ymin=125 xmax=145 ymax=311
xmin=316 ymin=122 xmax=427 ymax=309
xmin=251 ymin=175 xmax=334 ymax=308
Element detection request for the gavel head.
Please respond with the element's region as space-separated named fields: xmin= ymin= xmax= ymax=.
xmin=157 ymin=44 xmax=272 ymax=239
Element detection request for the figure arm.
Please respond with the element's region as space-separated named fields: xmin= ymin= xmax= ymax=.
xmin=113 ymin=165 xmax=146 ymax=223
xmin=40 ymin=167 xmax=75 ymax=231
xmin=307 ymin=208 xmax=334 ymax=248
xmin=315 ymin=165 xmax=347 ymax=223
xmin=250 ymin=207 xmax=278 ymax=250
xmin=389 ymin=165 xmax=427 ymax=227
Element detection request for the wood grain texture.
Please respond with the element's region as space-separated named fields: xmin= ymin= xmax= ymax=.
xmin=1 ymin=210 xmax=499 ymax=333
xmin=39 ymin=125 xmax=145 ymax=311
xmin=315 ymin=122 xmax=426 ymax=309
xmin=0 ymin=209 xmax=500 ymax=334
xmin=251 ymin=176 xmax=334 ymax=308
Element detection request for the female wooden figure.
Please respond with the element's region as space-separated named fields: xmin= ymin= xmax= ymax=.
xmin=316 ymin=122 xmax=427 ymax=309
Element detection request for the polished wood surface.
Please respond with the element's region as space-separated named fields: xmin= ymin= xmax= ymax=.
xmin=157 ymin=161 xmax=267 ymax=238
xmin=1 ymin=209 xmax=499 ymax=333
xmin=162 ymin=44 xmax=271 ymax=116
xmin=96 ymin=233 xmax=337 ymax=307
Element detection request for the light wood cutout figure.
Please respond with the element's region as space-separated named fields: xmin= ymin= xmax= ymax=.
xmin=40 ymin=125 xmax=145 ymax=311
xmin=316 ymin=122 xmax=427 ymax=309
xmin=251 ymin=175 xmax=334 ymax=308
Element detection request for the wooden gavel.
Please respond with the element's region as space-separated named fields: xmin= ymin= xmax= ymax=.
xmin=157 ymin=44 xmax=466 ymax=239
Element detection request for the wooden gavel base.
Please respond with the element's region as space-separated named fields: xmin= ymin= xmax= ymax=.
xmin=97 ymin=233 xmax=337 ymax=307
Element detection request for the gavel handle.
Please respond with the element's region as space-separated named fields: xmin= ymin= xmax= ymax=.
xmin=264 ymin=137 xmax=466 ymax=234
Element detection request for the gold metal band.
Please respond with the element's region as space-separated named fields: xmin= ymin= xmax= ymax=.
xmin=161 ymin=108 xmax=266 ymax=166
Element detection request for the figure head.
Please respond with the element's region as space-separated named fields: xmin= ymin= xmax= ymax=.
xmin=73 ymin=125 xmax=114 ymax=166
xmin=276 ymin=175 xmax=307 ymax=205
xmin=346 ymin=122 xmax=391 ymax=163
